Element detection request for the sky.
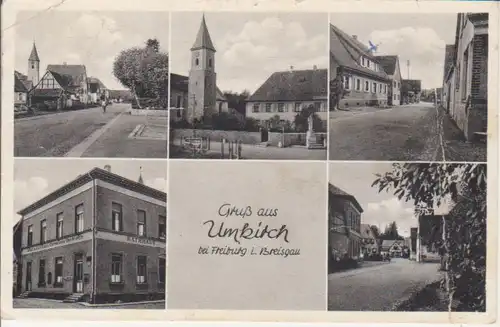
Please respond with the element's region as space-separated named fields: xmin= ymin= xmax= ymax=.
xmin=15 ymin=11 xmax=170 ymax=90
xmin=14 ymin=159 xmax=167 ymax=226
xmin=329 ymin=163 xmax=416 ymax=238
xmin=330 ymin=13 xmax=457 ymax=89
xmin=171 ymin=12 xmax=329 ymax=94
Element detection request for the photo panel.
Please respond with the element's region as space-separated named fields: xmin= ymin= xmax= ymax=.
xmin=327 ymin=161 xmax=487 ymax=312
xmin=169 ymin=12 xmax=329 ymax=160
xmin=328 ymin=13 xmax=488 ymax=162
xmin=167 ymin=160 xmax=327 ymax=310
xmin=14 ymin=11 xmax=170 ymax=158
xmin=12 ymin=159 xmax=167 ymax=309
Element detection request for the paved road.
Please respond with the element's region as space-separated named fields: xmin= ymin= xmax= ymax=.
xmin=13 ymin=298 xmax=165 ymax=309
xmin=14 ymin=103 xmax=167 ymax=158
xmin=329 ymin=103 xmax=442 ymax=161
xmin=328 ymin=258 xmax=442 ymax=311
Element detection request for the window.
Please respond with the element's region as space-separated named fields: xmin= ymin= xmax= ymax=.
xmin=75 ymin=204 xmax=84 ymax=233
xmin=365 ymin=81 xmax=369 ymax=92
xmin=367 ymin=61 xmax=371 ymax=69
xmin=158 ymin=215 xmax=166 ymax=239
xmin=265 ymin=103 xmax=272 ymax=113
xmin=208 ymin=58 xmax=212 ymax=67
xmin=137 ymin=210 xmax=146 ymax=236
xmin=277 ymin=103 xmax=285 ymax=113
xmin=462 ymin=47 xmax=469 ymax=101
xmin=252 ymin=103 xmax=260 ymax=113
xmin=384 ymin=85 xmax=388 ymax=94
xmin=361 ymin=57 xmax=365 ymax=66
xmin=137 ymin=256 xmax=147 ymax=284
xmin=342 ymin=75 xmax=350 ymax=90
xmin=372 ymin=82 xmax=376 ymax=93
xmin=40 ymin=220 xmax=47 ymax=244
xmin=54 ymin=257 xmax=63 ymax=285
xmin=27 ymin=225 xmax=33 ymax=246
xmin=56 ymin=213 xmax=63 ymax=239
xmin=159 ymin=258 xmax=166 ymax=285
xmin=31 ymin=64 xmax=35 ymax=69
xmin=38 ymin=259 xmax=46 ymax=286
xmin=393 ymin=80 xmax=396 ymax=88
xmin=356 ymin=79 xmax=361 ymax=91
xmin=112 ymin=203 xmax=123 ymax=232
xmin=379 ymin=84 xmax=382 ymax=94
xmin=195 ymin=58 xmax=199 ymax=66
xmin=111 ymin=253 xmax=122 ymax=283
xmin=294 ymin=102 xmax=302 ymax=112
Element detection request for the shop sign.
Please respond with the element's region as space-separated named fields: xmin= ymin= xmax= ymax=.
xmin=22 ymin=232 xmax=91 ymax=254
xmin=96 ymin=230 xmax=165 ymax=249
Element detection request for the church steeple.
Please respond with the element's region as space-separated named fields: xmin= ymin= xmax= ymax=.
xmin=138 ymin=166 xmax=144 ymax=185
xmin=28 ymin=41 xmax=40 ymax=85
xmin=191 ymin=14 xmax=216 ymax=52
xmin=29 ymin=42 xmax=40 ymax=62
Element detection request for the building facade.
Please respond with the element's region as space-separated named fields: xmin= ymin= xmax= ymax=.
xmin=246 ymin=68 xmax=328 ymax=129
xmin=359 ymin=224 xmax=379 ymax=255
xmin=87 ymin=77 xmax=109 ymax=103
xmin=16 ymin=167 xmax=166 ymax=303
xmin=443 ymin=13 xmax=488 ymax=141
xmin=328 ymin=184 xmax=363 ymax=262
xmin=375 ymin=55 xmax=402 ymax=106
xmin=401 ymin=79 xmax=422 ymax=104
xmin=14 ymin=73 xmax=29 ymax=108
xmin=330 ymin=24 xmax=391 ymax=109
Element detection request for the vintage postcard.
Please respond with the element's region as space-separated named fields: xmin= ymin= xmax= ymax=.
xmin=1 ymin=0 xmax=498 ymax=324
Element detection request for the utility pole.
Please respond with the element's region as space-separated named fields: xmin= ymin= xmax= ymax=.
xmin=407 ymin=60 xmax=410 ymax=79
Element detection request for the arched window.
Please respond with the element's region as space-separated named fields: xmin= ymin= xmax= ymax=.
xmin=195 ymin=58 xmax=199 ymax=66
xmin=209 ymin=58 xmax=212 ymax=67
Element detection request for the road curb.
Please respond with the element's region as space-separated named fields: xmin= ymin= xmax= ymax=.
xmin=391 ymin=280 xmax=442 ymax=311
xmin=78 ymin=300 xmax=165 ymax=307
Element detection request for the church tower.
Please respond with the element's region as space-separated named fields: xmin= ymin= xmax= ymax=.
xmin=187 ymin=14 xmax=217 ymax=123
xmin=27 ymin=42 xmax=40 ymax=86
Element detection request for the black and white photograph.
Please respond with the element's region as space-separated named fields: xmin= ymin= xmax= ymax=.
xmin=329 ymin=13 xmax=488 ymax=162
xmin=328 ymin=162 xmax=487 ymax=312
xmin=168 ymin=12 xmax=329 ymax=160
xmin=13 ymin=160 xmax=167 ymax=309
xmin=14 ymin=11 xmax=169 ymax=158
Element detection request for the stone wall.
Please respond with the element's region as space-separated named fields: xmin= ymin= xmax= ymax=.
xmin=130 ymin=109 xmax=168 ymax=117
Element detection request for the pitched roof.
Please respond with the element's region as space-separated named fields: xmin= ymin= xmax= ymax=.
xmin=374 ymin=55 xmax=398 ymax=76
xmin=443 ymin=44 xmax=456 ymax=82
xmin=14 ymin=73 xmax=28 ymax=93
xmin=248 ymin=68 xmax=327 ymax=102
xmin=328 ymin=183 xmax=364 ymax=213
xmin=15 ymin=71 xmax=33 ymax=91
xmin=18 ymin=167 xmax=166 ymax=216
xmin=191 ymin=15 xmax=216 ymax=52
xmin=29 ymin=43 xmax=40 ymax=61
xmin=330 ymin=24 xmax=389 ymax=81
xmin=47 ymin=64 xmax=87 ymax=88
xmin=360 ymin=224 xmax=375 ymax=238
xmin=87 ymin=77 xmax=107 ymax=90
xmin=381 ymin=239 xmax=404 ymax=250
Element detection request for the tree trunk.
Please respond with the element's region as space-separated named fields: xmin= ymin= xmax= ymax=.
xmin=132 ymin=85 xmax=142 ymax=109
xmin=442 ymin=215 xmax=453 ymax=312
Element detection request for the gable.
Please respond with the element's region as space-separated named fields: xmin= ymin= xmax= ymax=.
xmin=36 ymin=71 xmax=62 ymax=90
xmin=394 ymin=59 xmax=402 ymax=81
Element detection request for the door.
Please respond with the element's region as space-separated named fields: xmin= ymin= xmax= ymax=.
xmin=25 ymin=262 xmax=32 ymax=291
xmin=74 ymin=255 xmax=84 ymax=293
xmin=260 ymin=128 xmax=269 ymax=142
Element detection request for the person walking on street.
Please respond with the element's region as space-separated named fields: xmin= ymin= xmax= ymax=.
xmin=101 ymin=95 xmax=107 ymax=114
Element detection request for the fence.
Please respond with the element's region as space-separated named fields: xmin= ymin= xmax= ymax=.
xmin=178 ymin=136 xmax=242 ymax=159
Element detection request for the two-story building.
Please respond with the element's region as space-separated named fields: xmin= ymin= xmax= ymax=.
xmin=330 ymin=24 xmax=391 ymax=109
xmin=246 ymin=68 xmax=328 ymax=129
xmin=374 ymin=55 xmax=403 ymax=106
xmin=14 ymin=73 xmax=29 ymax=109
xmin=16 ymin=166 xmax=166 ymax=304
xmin=359 ymin=224 xmax=379 ymax=256
xmin=87 ymin=77 xmax=109 ymax=104
xmin=443 ymin=13 xmax=488 ymax=141
xmin=328 ymin=183 xmax=363 ymax=263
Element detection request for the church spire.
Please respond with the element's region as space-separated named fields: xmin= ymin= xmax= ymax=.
xmin=29 ymin=42 xmax=40 ymax=62
xmin=191 ymin=14 xmax=216 ymax=52
xmin=138 ymin=166 xmax=144 ymax=185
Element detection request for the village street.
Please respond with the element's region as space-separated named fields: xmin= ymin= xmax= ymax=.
xmin=14 ymin=103 xmax=167 ymax=158
xmin=328 ymin=102 xmax=486 ymax=162
xmin=328 ymin=259 xmax=442 ymax=311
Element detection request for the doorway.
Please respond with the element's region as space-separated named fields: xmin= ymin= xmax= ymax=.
xmin=73 ymin=254 xmax=84 ymax=293
xmin=25 ymin=261 xmax=32 ymax=291
xmin=260 ymin=128 xmax=269 ymax=142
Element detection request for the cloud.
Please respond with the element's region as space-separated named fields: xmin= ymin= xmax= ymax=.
xmin=146 ymin=178 xmax=167 ymax=193
xmin=14 ymin=177 xmax=49 ymax=215
xmin=364 ymin=197 xmax=416 ymax=237
xmin=368 ymin=27 xmax=447 ymax=88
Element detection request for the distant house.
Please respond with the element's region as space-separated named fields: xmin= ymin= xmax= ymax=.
xmin=443 ymin=13 xmax=488 ymax=141
xmin=401 ymin=79 xmax=422 ymax=104
xmin=14 ymin=73 xmax=29 ymax=108
xmin=330 ymin=24 xmax=391 ymax=109
xmin=246 ymin=68 xmax=328 ymax=128
xmin=374 ymin=55 xmax=403 ymax=106
xmin=169 ymin=73 xmax=229 ymax=122
xmin=87 ymin=77 xmax=109 ymax=103
xmin=328 ymin=183 xmax=363 ymax=261
xmin=31 ymin=64 xmax=90 ymax=109
xmin=108 ymin=89 xmax=133 ymax=102
xmin=359 ymin=224 xmax=379 ymax=255
xmin=380 ymin=240 xmax=405 ymax=257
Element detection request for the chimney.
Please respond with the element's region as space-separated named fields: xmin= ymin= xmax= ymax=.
xmin=104 ymin=165 xmax=111 ymax=173
xmin=352 ymin=35 xmax=358 ymax=40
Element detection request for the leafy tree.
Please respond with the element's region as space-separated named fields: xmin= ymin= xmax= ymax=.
xmin=370 ymin=225 xmax=380 ymax=238
xmin=211 ymin=112 xmax=244 ymax=131
xmin=268 ymin=115 xmax=282 ymax=130
xmin=372 ymin=163 xmax=487 ymax=312
xmin=113 ymin=39 xmax=169 ymax=108
xmin=293 ymin=105 xmax=324 ymax=132
xmin=379 ymin=221 xmax=404 ymax=240
xmin=223 ymin=90 xmax=250 ymax=115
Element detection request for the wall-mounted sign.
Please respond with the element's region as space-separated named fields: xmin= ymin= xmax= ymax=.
xmin=63 ymin=275 xmax=73 ymax=281
xmin=96 ymin=230 xmax=166 ymax=249
xmin=22 ymin=232 xmax=92 ymax=255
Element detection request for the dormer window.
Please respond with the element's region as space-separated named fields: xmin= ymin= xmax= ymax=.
xmin=361 ymin=57 xmax=365 ymax=66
